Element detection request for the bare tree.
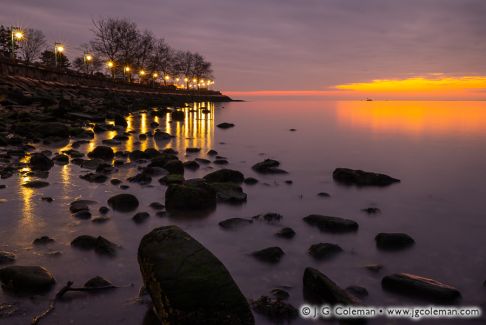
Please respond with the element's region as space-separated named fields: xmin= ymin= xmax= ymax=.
xmin=18 ymin=28 xmax=46 ymax=63
xmin=148 ymin=39 xmax=175 ymax=84
xmin=191 ymin=52 xmax=213 ymax=87
xmin=173 ymin=50 xmax=194 ymax=88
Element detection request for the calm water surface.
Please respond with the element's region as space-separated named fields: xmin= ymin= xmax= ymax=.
xmin=1 ymin=99 xmax=486 ymax=324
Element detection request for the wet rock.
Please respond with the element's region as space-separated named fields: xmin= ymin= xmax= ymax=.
xmin=303 ymin=214 xmax=359 ymax=233
xmin=41 ymin=197 xmax=53 ymax=202
xmin=253 ymin=213 xmax=283 ymax=223
xmin=252 ymin=247 xmax=285 ymax=264
xmin=99 ymin=206 xmax=109 ymax=214
xmin=69 ymin=200 xmax=95 ymax=213
xmin=73 ymin=210 xmax=92 ymax=220
xmin=271 ymin=288 xmax=290 ymax=301
xmin=159 ymin=174 xmax=184 ymax=185
xmin=0 ymin=266 xmax=55 ymax=293
xmin=110 ymin=178 xmax=122 ymax=185
xmin=250 ymin=296 xmax=298 ymax=321
xmin=154 ymin=130 xmax=172 ymax=141
xmin=382 ymin=273 xmax=460 ymax=302
xmin=183 ymin=160 xmax=200 ymax=170
xmin=317 ymin=192 xmax=330 ymax=198
xmin=71 ymin=235 xmax=117 ymax=256
xmin=149 ymin=202 xmax=164 ymax=210
xmin=209 ymin=183 xmax=247 ymax=203
xmin=164 ymin=160 xmax=184 ymax=175
xmin=219 ymin=218 xmax=253 ymax=230
xmin=217 ymin=122 xmax=235 ymax=129
xmin=92 ymin=216 xmax=110 ymax=224
xmin=107 ymin=193 xmax=139 ymax=212
xmin=84 ymin=276 xmax=112 ymax=288
xmin=346 ymin=285 xmax=369 ymax=298
xmin=128 ymin=172 xmax=152 ymax=185
xmin=303 ymin=267 xmax=359 ymax=304
xmin=186 ymin=147 xmax=201 ymax=153
xmin=156 ymin=211 xmax=166 ymax=217
xmin=88 ymin=146 xmax=115 ymax=160
xmin=22 ymin=180 xmax=49 ymax=188
xmin=138 ymin=225 xmax=254 ymax=324
xmin=333 ymin=168 xmax=400 ymax=187
xmin=275 ymin=227 xmax=296 ymax=239
xmin=29 ymin=153 xmax=54 ymax=171
xmin=113 ymin=114 xmax=128 ymax=127
xmin=0 ymin=251 xmax=15 ymax=265
xmin=203 ymin=169 xmax=244 ymax=183
xmin=308 ymin=243 xmax=343 ymax=260
xmin=35 ymin=122 xmax=69 ymax=139
xmin=165 ymin=179 xmax=217 ymax=211
xmin=244 ymin=177 xmax=258 ymax=185
xmin=171 ymin=110 xmax=185 ymax=121
xmin=375 ymin=233 xmax=415 ymax=250
xmin=252 ymin=159 xmax=288 ymax=174
xmin=213 ymin=159 xmax=229 ymax=165
xmin=207 ymin=149 xmax=218 ymax=156
xmin=80 ymin=172 xmax=108 ymax=183
xmin=195 ymin=158 xmax=210 ymax=164
xmin=133 ymin=212 xmax=150 ymax=224
xmin=365 ymin=264 xmax=384 ymax=273
xmin=33 ymin=236 xmax=55 ymax=245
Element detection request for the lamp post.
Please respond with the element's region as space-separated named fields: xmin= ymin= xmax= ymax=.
xmin=83 ymin=53 xmax=93 ymax=74
xmin=139 ymin=70 xmax=146 ymax=83
xmin=107 ymin=60 xmax=114 ymax=79
xmin=54 ymin=43 xmax=64 ymax=68
xmin=124 ymin=66 xmax=131 ymax=82
xmin=164 ymin=75 xmax=170 ymax=86
xmin=184 ymin=77 xmax=189 ymax=89
xmin=10 ymin=27 xmax=24 ymax=59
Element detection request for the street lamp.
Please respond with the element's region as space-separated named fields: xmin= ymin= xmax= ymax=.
xmin=83 ymin=53 xmax=93 ymax=74
xmin=184 ymin=77 xmax=189 ymax=89
xmin=164 ymin=75 xmax=170 ymax=86
xmin=106 ymin=60 xmax=115 ymax=78
xmin=10 ymin=27 xmax=24 ymax=59
xmin=54 ymin=43 xmax=64 ymax=67
xmin=124 ymin=66 xmax=131 ymax=82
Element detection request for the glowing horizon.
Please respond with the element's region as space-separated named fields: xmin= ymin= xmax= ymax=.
xmin=226 ymin=75 xmax=486 ymax=100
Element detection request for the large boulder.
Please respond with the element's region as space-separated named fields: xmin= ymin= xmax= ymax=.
xmin=138 ymin=226 xmax=254 ymax=325
xmin=303 ymin=268 xmax=359 ymax=304
xmin=107 ymin=193 xmax=139 ymax=212
xmin=333 ymin=168 xmax=400 ymax=186
xmin=303 ymin=215 xmax=358 ymax=233
xmin=88 ymin=146 xmax=115 ymax=160
xmin=203 ymin=169 xmax=245 ymax=183
xmin=0 ymin=266 xmax=55 ymax=293
xmin=382 ymin=273 xmax=460 ymax=302
xmin=165 ymin=179 xmax=216 ymax=211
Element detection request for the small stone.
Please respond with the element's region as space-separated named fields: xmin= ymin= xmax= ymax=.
xmin=219 ymin=218 xmax=253 ymax=230
xmin=73 ymin=210 xmax=92 ymax=220
xmin=253 ymin=213 xmax=283 ymax=223
xmin=88 ymin=146 xmax=115 ymax=160
xmin=204 ymin=169 xmax=245 ymax=183
xmin=149 ymin=202 xmax=164 ymax=210
xmin=217 ymin=122 xmax=235 ymax=129
xmin=362 ymin=207 xmax=381 ymax=214
xmin=303 ymin=214 xmax=358 ymax=233
xmin=308 ymin=243 xmax=342 ymax=260
xmin=92 ymin=217 xmax=110 ymax=224
xmin=207 ymin=149 xmax=218 ymax=156
xmin=375 ymin=233 xmax=415 ymax=250
xmin=133 ymin=212 xmax=150 ymax=224
xmin=107 ymin=193 xmax=139 ymax=212
xmin=41 ymin=197 xmax=53 ymax=202
xmin=244 ymin=177 xmax=258 ymax=185
xmin=84 ymin=276 xmax=112 ymax=288
xmin=252 ymin=159 xmax=288 ymax=174
xmin=275 ymin=227 xmax=296 ymax=239
xmin=333 ymin=168 xmax=400 ymax=187
xmin=365 ymin=264 xmax=384 ymax=272
xmin=33 ymin=236 xmax=55 ymax=245
xmin=99 ymin=206 xmax=109 ymax=214
xmin=317 ymin=192 xmax=330 ymax=197
xmin=0 ymin=266 xmax=56 ymax=293
xmin=271 ymin=288 xmax=290 ymax=301
xmin=186 ymin=147 xmax=201 ymax=153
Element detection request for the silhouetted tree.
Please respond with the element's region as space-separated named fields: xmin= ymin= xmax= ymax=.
xmin=0 ymin=25 xmax=18 ymax=58
xmin=147 ymin=39 xmax=175 ymax=85
xmin=40 ymin=50 xmax=70 ymax=69
xmin=18 ymin=28 xmax=46 ymax=63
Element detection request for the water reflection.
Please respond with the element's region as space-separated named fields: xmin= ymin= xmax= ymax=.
xmin=336 ymin=101 xmax=486 ymax=136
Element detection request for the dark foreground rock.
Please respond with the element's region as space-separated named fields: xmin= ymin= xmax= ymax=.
xmin=303 ymin=267 xmax=359 ymax=304
xmin=382 ymin=273 xmax=461 ymax=302
xmin=138 ymin=226 xmax=254 ymax=325
xmin=250 ymin=296 xmax=298 ymax=322
xmin=303 ymin=214 xmax=358 ymax=233
xmin=71 ymin=235 xmax=118 ymax=256
xmin=165 ymin=179 xmax=216 ymax=211
xmin=0 ymin=266 xmax=55 ymax=293
xmin=107 ymin=193 xmax=139 ymax=212
xmin=375 ymin=233 xmax=415 ymax=250
xmin=209 ymin=183 xmax=247 ymax=203
xmin=0 ymin=251 xmax=16 ymax=265
xmin=333 ymin=168 xmax=400 ymax=186
xmin=88 ymin=146 xmax=115 ymax=160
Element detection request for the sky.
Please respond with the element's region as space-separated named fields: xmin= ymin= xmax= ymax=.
xmin=2 ymin=0 xmax=486 ymax=99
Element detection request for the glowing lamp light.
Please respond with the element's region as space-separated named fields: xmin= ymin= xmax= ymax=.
xmin=164 ymin=75 xmax=170 ymax=80
xmin=153 ymin=73 xmax=159 ymax=78
xmin=13 ymin=31 xmax=24 ymax=40
xmin=192 ymin=78 xmax=197 ymax=83
xmin=139 ymin=70 xmax=146 ymax=76
xmin=124 ymin=66 xmax=131 ymax=72
xmin=176 ymin=77 xmax=180 ymax=82
xmin=85 ymin=54 xmax=93 ymax=61
xmin=184 ymin=77 xmax=188 ymax=82
xmin=107 ymin=61 xmax=114 ymax=68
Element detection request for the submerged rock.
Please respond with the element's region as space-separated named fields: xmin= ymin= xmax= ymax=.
xmin=303 ymin=214 xmax=358 ymax=233
xmin=138 ymin=226 xmax=254 ymax=325
xmin=252 ymin=159 xmax=288 ymax=174
xmin=33 ymin=236 xmax=55 ymax=245
xmin=217 ymin=122 xmax=235 ymax=129
xmin=209 ymin=182 xmax=247 ymax=203
xmin=244 ymin=177 xmax=258 ymax=185
xmin=22 ymin=180 xmax=49 ymax=188
xmin=132 ymin=212 xmax=150 ymax=224
xmin=203 ymin=169 xmax=244 ymax=183
xmin=88 ymin=146 xmax=115 ymax=160
xmin=107 ymin=193 xmax=139 ymax=212
xmin=303 ymin=267 xmax=359 ymax=304
xmin=252 ymin=247 xmax=285 ymax=264
xmin=308 ymin=243 xmax=343 ymax=260
xmin=382 ymin=273 xmax=461 ymax=302
xmin=375 ymin=233 xmax=415 ymax=250
xmin=29 ymin=153 xmax=54 ymax=171
xmin=165 ymin=179 xmax=216 ymax=211
xmin=0 ymin=266 xmax=55 ymax=293
xmin=275 ymin=227 xmax=296 ymax=239
xmin=253 ymin=213 xmax=283 ymax=224
xmin=333 ymin=168 xmax=400 ymax=186
xmin=71 ymin=235 xmax=117 ymax=256
xmin=219 ymin=218 xmax=253 ymax=230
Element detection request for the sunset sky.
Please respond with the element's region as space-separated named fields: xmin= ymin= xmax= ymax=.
xmin=2 ymin=0 xmax=486 ymax=99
